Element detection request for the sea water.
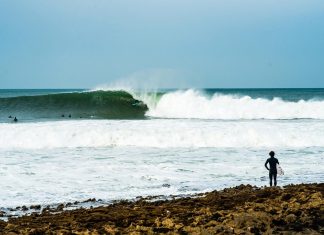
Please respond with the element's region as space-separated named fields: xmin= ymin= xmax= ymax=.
xmin=0 ymin=89 xmax=323 ymax=209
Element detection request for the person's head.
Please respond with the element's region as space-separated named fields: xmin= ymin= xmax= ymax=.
xmin=269 ymin=151 xmax=275 ymax=158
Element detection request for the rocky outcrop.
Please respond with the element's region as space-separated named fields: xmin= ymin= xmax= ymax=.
xmin=0 ymin=183 xmax=323 ymax=234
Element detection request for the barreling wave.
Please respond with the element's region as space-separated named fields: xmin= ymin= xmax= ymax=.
xmin=147 ymin=89 xmax=324 ymax=120
xmin=0 ymin=90 xmax=148 ymax=120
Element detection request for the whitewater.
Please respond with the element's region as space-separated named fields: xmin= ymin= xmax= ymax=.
xmin=0 ymin=89 xmax=324 ymax=212
xmin=146 ymin=89 xmax=324 ymax=120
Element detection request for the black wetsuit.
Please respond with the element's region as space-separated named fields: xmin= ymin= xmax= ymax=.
xmin=265 ymin=157 xmax=279 ymax=186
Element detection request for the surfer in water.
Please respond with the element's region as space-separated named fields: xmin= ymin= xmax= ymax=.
xmin=13 ymin=117 xmax=18 ymax=122
xmin=265 ymin=151 xmax=279 ymax=186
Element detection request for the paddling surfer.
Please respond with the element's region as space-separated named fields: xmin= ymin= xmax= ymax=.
xmin=265 ymin=151 xmax=279 ymax=186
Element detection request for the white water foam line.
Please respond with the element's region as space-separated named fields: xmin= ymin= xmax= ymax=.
xmin=1 ymin=119 xmax=324 ymax=149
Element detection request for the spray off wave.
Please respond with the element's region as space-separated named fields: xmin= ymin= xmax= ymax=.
xmin=147 ymin=89 xmax=324 ymax=120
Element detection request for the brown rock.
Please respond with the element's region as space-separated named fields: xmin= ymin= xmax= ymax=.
xmin=286 ymin=213 xmax=297 ymax=223
xmin=0 ymin=183 xmax=322 ymax=234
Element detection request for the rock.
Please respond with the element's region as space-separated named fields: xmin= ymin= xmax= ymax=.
xmin=286 ymin=214 xmax=297 ymax=223
xmin=30 ymin=205 xmax=41 ymax=210
xmin=281 ymin=193 xmax=293 ymax=201
xmin=211 ymin=212 xmax=223 ymax=221
xmin=0 ymin=183 xmax=322 ymax=234
xmin=56 ymin=204 xmax=64 ymax=211
xmin=161 ymin=218 xmax=174 ymax=228
xmin=66 ymin=202 xmax=72 ymax=207
xmin=84 ymin=198 xmax=96 ymax=203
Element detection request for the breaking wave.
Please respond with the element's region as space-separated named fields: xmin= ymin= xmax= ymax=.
xmin=2 ymin=88 xmax=324 ymax=121
xmin=146 ymin=89 xmax=324 ymax=120
xmin=0 ymin=90 xmax=148 ymax=120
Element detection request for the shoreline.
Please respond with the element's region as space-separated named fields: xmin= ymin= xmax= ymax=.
xmin=0 ymin=183 xmax=323 ymax=234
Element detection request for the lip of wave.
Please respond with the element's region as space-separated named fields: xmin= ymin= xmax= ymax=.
xmin=144 ymin=90 xmax=324 ymax=120
xmin=0 ymin=119 xmax=324 ymax=149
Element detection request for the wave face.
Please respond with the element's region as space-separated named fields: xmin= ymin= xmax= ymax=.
xmin=147 ymin=89 xmax=324 ymax=120
xmin=0 ymin=90 xmax=148 ymax=121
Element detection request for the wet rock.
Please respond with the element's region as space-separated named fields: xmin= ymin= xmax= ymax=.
xmin=286 ymin=213 xmax=297 ymax=223
xmin=65 ymin=202 xmax=72 ymax=207
xmin=153 ymin=227 xmax=171 ymax=233
xmin=56 ymin=204 xmax=64 ymax=211
xmin=41 ymin=205 xmax=51 ymax=213
xmin=84 ymin=198 xmax=96 ymax=203
xmin=281 ymin=193 xmax=293 ymax=201
xmin=0 ymin=183 xmax=322 ymax=234
xmin=210 ymin=212 xmax=223 ymax=221
xmin=29 ymin=205 xmax=41 ymax=210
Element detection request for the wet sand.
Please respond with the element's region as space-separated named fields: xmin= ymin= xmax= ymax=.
xmin=0 ymin=183 xmax=323 ymax=234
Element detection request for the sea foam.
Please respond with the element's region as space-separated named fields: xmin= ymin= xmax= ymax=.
xmin=1 ymin=119 xmax=324 ymax=149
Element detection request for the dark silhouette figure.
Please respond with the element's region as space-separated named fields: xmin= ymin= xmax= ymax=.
xmin=61 ymin=114 xmax=65 ymax=117
xmin=68 ymin=114 xmax=71 ymax=118
xmin=13 ymin=117 xmax=18 ymax=122
xmin=8 ymin=115 xmax=12 ymax=118
xmin=265 ymin=151 xmax=279 ymax=186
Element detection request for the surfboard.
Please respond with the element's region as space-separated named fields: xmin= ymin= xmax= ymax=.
xmin=276 ymin=164 xmax=284 ymax=176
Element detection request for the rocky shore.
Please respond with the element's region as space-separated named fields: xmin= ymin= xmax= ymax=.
xmin=0 ymin=183 xmax=323 ymax=234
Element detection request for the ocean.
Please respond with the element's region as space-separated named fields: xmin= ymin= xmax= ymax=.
xmin=0 ymin=88 xmax=324 ymax=212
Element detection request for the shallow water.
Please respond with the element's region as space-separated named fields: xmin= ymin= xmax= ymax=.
xmin=0 ymin=120 xmax=323 ymax=208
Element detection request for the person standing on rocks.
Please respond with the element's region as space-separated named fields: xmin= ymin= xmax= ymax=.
xmin=265 ymin=151 xmax=279 ymax=186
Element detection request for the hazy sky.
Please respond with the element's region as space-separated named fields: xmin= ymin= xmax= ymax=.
xmin=1 ymin=0 xmax=324 ymax=89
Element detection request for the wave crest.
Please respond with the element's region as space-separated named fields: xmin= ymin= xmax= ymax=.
xmin=0 ymin=90 xmax=148 ymax=120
